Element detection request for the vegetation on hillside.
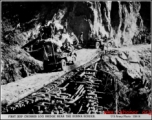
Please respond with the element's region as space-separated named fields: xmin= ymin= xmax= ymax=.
xmin=1 ymin=2 xmax=45 ymax=85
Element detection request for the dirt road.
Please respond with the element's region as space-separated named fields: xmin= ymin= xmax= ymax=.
xmin=1 ymin=49 xmax=100 ymax=105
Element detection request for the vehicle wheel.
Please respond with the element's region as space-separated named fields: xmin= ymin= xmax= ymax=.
xmin=95 ymin=42 xmax=100 ymax=49
xmin=72 ymin=54 xmax=77 ymax=64
xmin=61 ymin=59 xmax=67 ymax=71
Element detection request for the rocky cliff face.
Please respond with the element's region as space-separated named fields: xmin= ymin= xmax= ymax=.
xmin=66 ymin=1 xmax=149 ymax=47
xmin=1 ymin=1 xmax=151 ymax=84
xmin=3 ymin=1 xmax=150 ymax=46
xmin=13 ymin=1 xmax=148 ymax=46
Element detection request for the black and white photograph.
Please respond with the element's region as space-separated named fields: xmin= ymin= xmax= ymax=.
xmin=1 ymin=0 xmax=151 ymax=117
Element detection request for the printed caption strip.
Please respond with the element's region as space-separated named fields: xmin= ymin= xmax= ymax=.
xmin=1 ymin=114 xmax=151 ymax=119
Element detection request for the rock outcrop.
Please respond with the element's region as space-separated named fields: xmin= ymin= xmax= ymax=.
xmin=97 ymin=44 xmax=151 ymax=110
xmin=16 ymin=1 xmax=148 ymax=47
xmin=64 ymin=1 xmax=149 ymax=46
xmin=98 ymin=44 xmax=151 ymax=85
xmin=2 ymin=1 xmax=150 ymax=46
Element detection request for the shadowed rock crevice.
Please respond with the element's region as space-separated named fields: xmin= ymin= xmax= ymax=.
xmin=110 ymin=2 xmax=119 ymax=33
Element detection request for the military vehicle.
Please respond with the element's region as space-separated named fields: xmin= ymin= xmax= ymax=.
xmin=22 ymin=37 xmax=77 ymax=72
xmin=43 ymin=40 xmax=77 ymax=72
xmin=87 ymin=36 xmax=104 ymax=49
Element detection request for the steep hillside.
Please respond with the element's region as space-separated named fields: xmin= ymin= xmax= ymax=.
xmin=1 ymin=1 xmax=151 ymax=85
xmin=97 ymin=44 xmax=151 ymax=111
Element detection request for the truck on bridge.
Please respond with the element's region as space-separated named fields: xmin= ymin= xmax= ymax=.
xmin=22 ymin=37 xmax=77 ymax=72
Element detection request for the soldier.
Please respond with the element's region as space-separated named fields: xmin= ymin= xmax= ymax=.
xmin=120 ymin=36 xmax=124 ymax=45
xmin=64 ymin=19 xmax=68 ymax=32
xmin=39 ymin=26 xmax=45 ymax=39
xmin=62 ymin=39 xmax=74 ymax=53
xmin=79 ymin=32 xmax=84 ymax=46
xmin=2 ymin=63 xmax=9 ymax=83
xmin=8 ymin=63 xmax=16 ymax=82
xmin=100 ymin=37 xmax=105 ymax=51
xmin=70 ymin=32 xmax=79 ymax=47
xmin=20 ymin=63 xmax=29 ymax=78
xmin=88 ymin=30 xmax=92 ymax=41
xmin=49 ymin=23 xmax=55 ymax=38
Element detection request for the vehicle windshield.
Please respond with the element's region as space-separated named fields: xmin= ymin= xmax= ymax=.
xmin=45 ymin=42 xmax=58 ymax=56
